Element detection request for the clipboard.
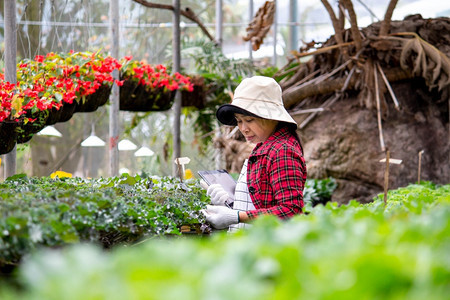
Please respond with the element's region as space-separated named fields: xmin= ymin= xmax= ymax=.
xmin=198 ymin=169 xmax=236 ymax=206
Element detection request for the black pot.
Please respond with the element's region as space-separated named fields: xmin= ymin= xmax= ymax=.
xmin=53 ymin=102 xmax=77 ymax=123
xmin=119 ymin=79 xmax=175 ymax=112
xmin=16 ymin=110 xmax=48 ymax=144
xmin=181 ymin=75 xmax=206 ymax=109
xmin=75 ymin=85 xmax=112 ymax=113
xmin=0 ymin=120 xmax=19 ymax=154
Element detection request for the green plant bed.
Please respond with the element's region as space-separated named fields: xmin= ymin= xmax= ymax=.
xmin=0 ymin=174 xmax=209 ymax=271
xmin=0 ymin=173 xmax=336 ymax=274
xmin=1 ymin=182 xmax=448 ymax=299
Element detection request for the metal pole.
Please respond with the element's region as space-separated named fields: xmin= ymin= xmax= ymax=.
xmin=4 ymin=0 xmax=17 ymax=178
xmin=172 ymin=0 xmax=182 ymax=177
xmin=109 ymin=0 xmax=120 ymax=176
xmin=214 ymin=0 xmax=224 ymax=169
xmin=215 ymin=0 xmax=223 ymax=48
xmin=289 ymin=0 xmax=298 ymax=51
xmin=272 ymin=0 xmax=277 ymax=66
xmin=248 ymin=0 xmax=253 ymax=61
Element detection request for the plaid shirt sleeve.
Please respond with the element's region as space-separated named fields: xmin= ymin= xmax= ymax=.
xmin=246 ymin=129 xmax=307 ymax=219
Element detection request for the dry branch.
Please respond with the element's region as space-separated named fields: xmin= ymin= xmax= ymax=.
xmin=283 ymin=69 xmax=320 ymax=94
xmin=298 ymin=65 xmax=356 ymax=129
xmin=243 ymin=1 xmax=276 ymax=51
xmin=132 ymin=0 xmax=215 ymax=41
xmin=291 ymin=108 xmax=324 ymax=115
xmin=392 ymin=32 xmax=450 ymax=90
xmin=320 ymin=0 xmax=344 ymax=45
xmin=376 ymin=62 xmax=400 ymax=110
xmin=374 ymin=62 xmax=386 ymax=151
xmin=379 ymin=0 xmax=399 ymax=36
xmin=341 ymin=0 xmax=363 ymax=50
xmin=291 ymin=41 xmax=355 ymax=59
xmin=283 ymin=67 xmax=412 ymax=108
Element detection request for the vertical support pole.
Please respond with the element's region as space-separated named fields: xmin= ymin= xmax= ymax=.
xmin=248 ymin=0 xmax=253 ymax=61
xmin=272 ymin=0 xmax=277 ymax=66
xmin=172 ymin=0 xmax=182 ymax=177
xmin=4 ymin=0 xmax=17 ymax=178
xmin=215 ymin=0 xmax=223 ymax=48
xmin=289 ymin=0 xmax=298 ymax=51
xmin=215 ymin=0 xmax=224 ymax=169
xmin=109 ymin=0 xmax=120 ymax=176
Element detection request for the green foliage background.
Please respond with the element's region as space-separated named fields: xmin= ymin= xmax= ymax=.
xmin=1 ymin=182 xmax=449 ymax=299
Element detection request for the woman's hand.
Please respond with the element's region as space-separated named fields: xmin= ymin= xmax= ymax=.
xmin=206 ymin=184 xmax=232 ymax=206
xmin=201 ymin=205 xmax=239 ymax=229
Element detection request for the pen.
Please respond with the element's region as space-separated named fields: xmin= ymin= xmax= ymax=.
xmin=225 ymin=200 xmax=232 ymax=209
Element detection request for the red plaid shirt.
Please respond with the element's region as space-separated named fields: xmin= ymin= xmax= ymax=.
xmin=246 ymin=126 xmax=307 ymax=219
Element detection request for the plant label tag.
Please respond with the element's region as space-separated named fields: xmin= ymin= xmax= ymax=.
xmin=175 ymin=157 xmax=190 ymax=165
xmin=379 ymin=158 xmax=402 ymax=164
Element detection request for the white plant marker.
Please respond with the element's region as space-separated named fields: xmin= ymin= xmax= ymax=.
xmin=174 ymin=157 xmax=191 ymax=181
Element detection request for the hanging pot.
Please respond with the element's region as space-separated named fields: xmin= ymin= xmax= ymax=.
xmin=46 ymin=105 xmax=62 ymax=125
xmin=46 ymin=101 xmax=76 ymax=125
xmin=17 ymin=110 xmax=49 ymax=144
xmin=181 ymin=76 xmax=206 ymax=109
xmin=75 ymin=84 xmax=112 ymax=113
xmin=120 ymin=79 xmax=175 ymax=112
xmin=151 ymin=89 xmax=176 ymax=111
xmin=119 ymin=80 xmax=144 ymax=111
xmin=119 ymin=78 xmax=138 ymax=104
xmin=0 ymin=120 xmax=19 ymax=154
xmin=58 ymin=101 xmax=77 ymax=122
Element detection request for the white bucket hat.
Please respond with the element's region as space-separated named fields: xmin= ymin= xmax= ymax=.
xmin=216 ymin=76 xmax=298 ymax=128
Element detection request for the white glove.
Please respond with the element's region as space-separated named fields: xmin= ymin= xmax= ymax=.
xmin=202 ymin=205 xmax=239 ymax=229
xmin=206 ymin=184 xmax=232 ymax=206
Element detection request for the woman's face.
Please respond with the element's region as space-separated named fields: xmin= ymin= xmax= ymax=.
xmin=235 ymin=113 xmax=278 ymax=144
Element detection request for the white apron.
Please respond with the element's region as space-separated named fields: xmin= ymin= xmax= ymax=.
xmin=229 ymin=159 xmax=255 ymax=232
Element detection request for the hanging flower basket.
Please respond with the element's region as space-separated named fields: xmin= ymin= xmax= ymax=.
xmin=181 ymin=75 xmax=206 ymax=109
xmin=17 ymin=110 xmax=49 ymax=144
xmin=118 ymin=59 xmax=193 ymax=112
xmin=119 ymin=78 xmax=175 ymax=112
xmin=75 ymin=84 xmax=112 ymax=113
xmin=0 ymin=120 xmax=19 ymax=154
xmin=46 ymin=101 xmax=77 ymax=125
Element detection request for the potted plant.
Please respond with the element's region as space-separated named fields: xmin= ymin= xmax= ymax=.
xmin=119 ymin=57 xmax=193 ymax=112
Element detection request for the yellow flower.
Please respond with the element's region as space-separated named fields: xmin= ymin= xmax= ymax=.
xmin=50 ymin=171 xmax=73 ymax=179
xmin=184 ymin=169 xmax=194 ymax=180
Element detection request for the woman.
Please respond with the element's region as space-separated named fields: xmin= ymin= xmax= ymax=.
xmin=203 ymin=76 xmax=307 ymax=231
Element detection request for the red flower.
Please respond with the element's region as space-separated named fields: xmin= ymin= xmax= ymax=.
xmin=34 ymin=55 xmax=45 ymax=63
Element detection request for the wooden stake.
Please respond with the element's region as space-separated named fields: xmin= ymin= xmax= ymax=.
xmin=174 ymin=157 xmax=191 ymax=182
xmin=418 ymin=150 xmax=424 ymax=184
xmin=175 ymin=158 xmax=183 ymax=183
xmin=384 ymin=148 xmax=390 ymax=205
